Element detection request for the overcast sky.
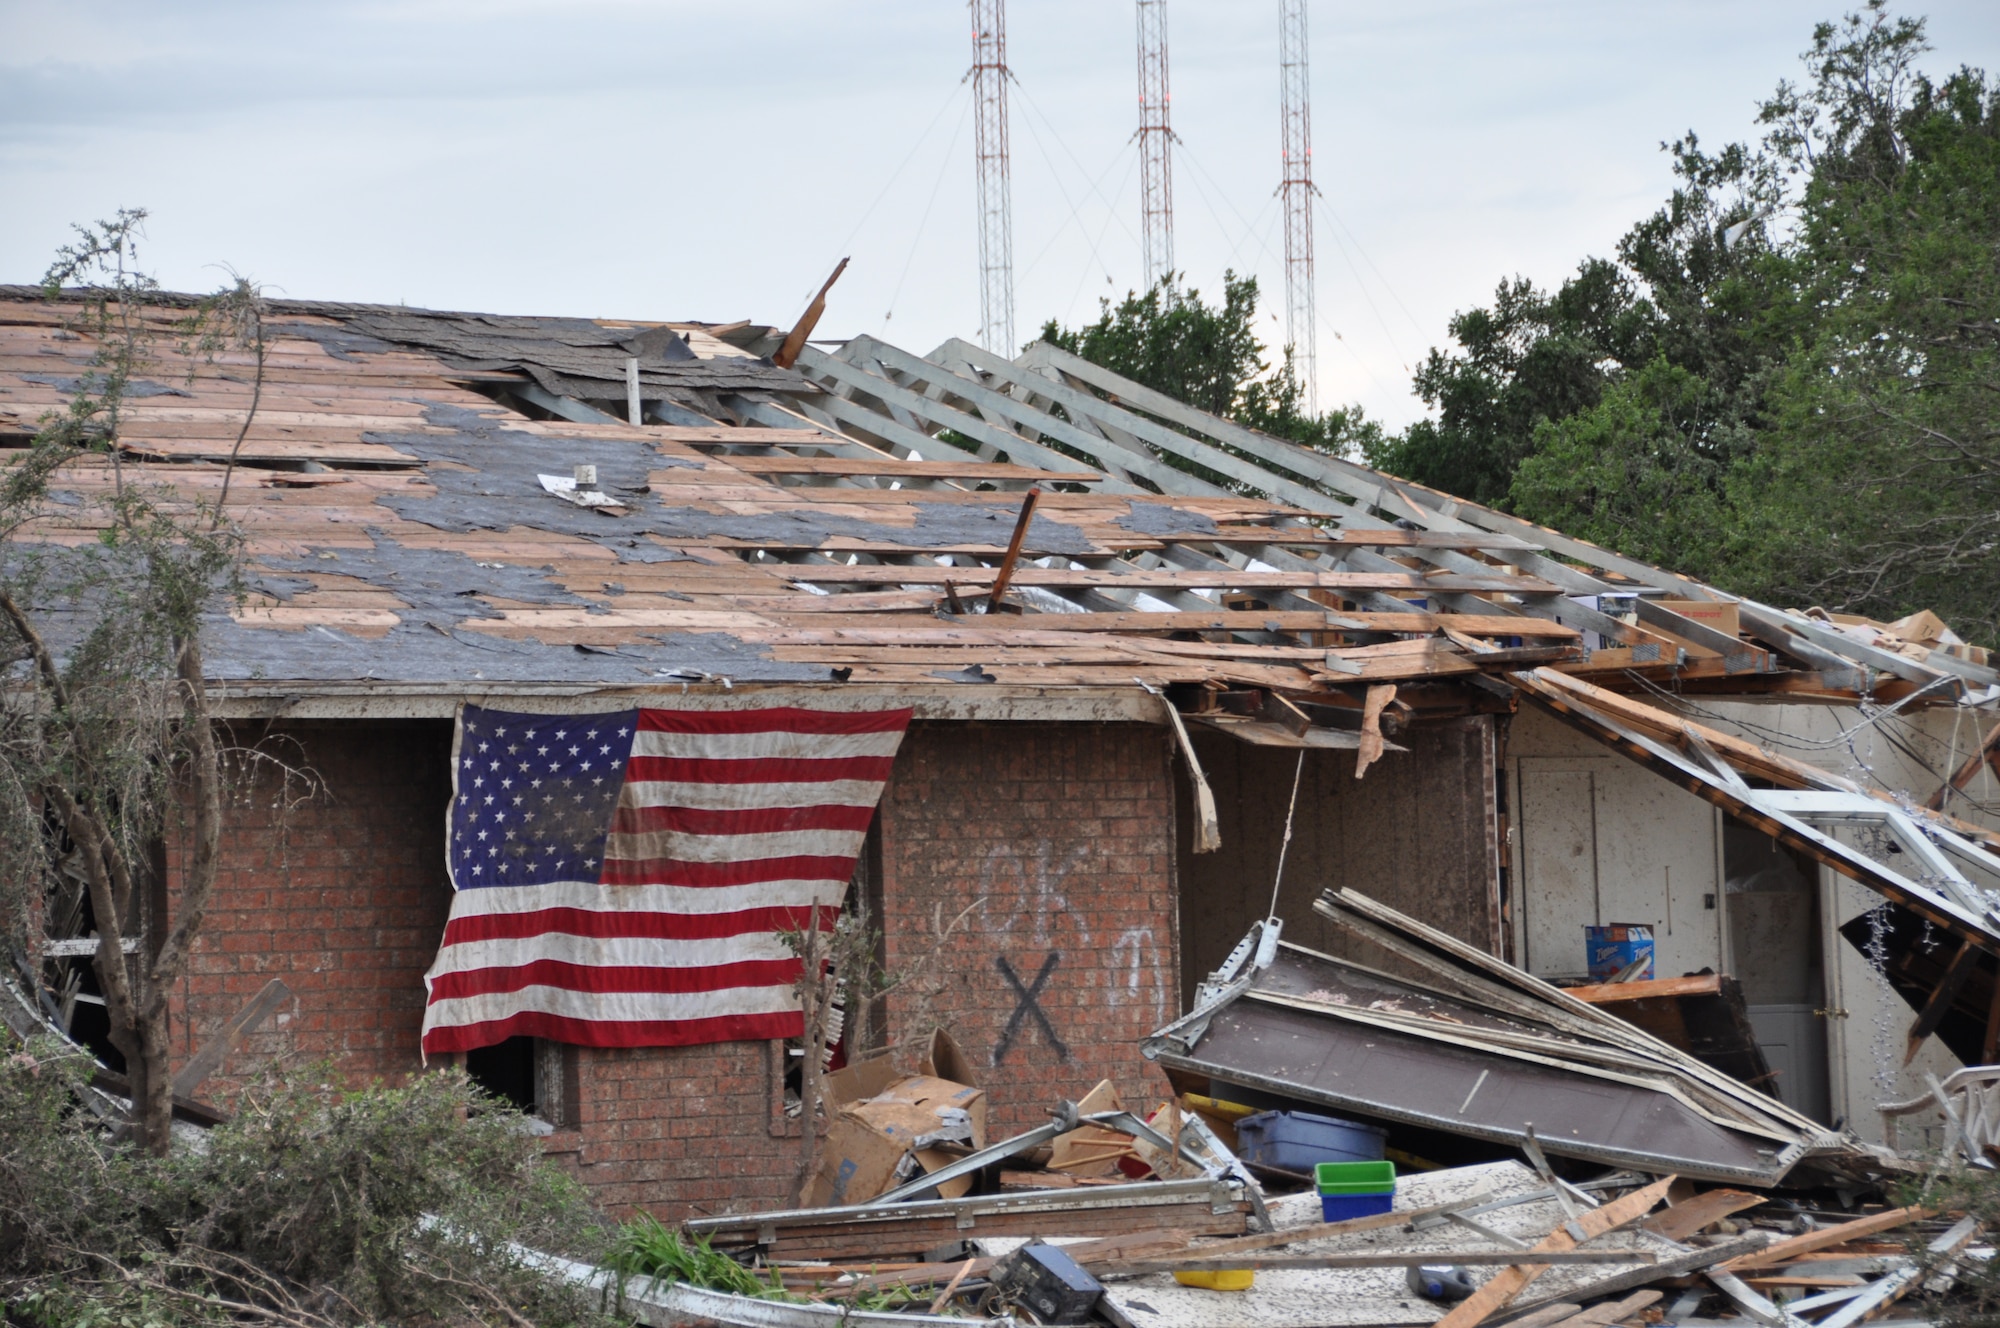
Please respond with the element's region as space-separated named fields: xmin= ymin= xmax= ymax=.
xmin=3 ymin=1 xmax=1995 ymax=428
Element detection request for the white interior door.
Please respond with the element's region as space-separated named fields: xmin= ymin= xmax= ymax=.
xmin=1517 ymin=757 xmax=1724 ymax=981
xmin=1518 ymin=761 xmax=1601 ymax=978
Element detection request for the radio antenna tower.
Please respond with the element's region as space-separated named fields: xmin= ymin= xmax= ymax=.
xmin=1278 ymin=0 xmax=1317 ymax=411
xmin=969 ymin=0 xmax=1014 ymax=353
xmin=1135 ymin=0 xmax=1174 ymax=291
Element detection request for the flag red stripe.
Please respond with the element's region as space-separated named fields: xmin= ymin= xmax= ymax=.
xmin=429 ymin=958 xmax=800 ymax=1001
xmin=623 ymin=754 xmax=895 ymax=785
xmin=442 ymin=904 xmax=837 ymax=946
xmin=637 ymin=707 xmax=913 ymax=736
xmin=609 ymin=802 xmax=877 ymax=836
xmin=424 ymin=1009 xmax=801 ymax=1054
xmin=597 ymin=855 xmax=861 ymax=888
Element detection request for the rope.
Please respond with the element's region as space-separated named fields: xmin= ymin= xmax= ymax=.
xmin=1267 ymin=749 xmax=1307 ymax=921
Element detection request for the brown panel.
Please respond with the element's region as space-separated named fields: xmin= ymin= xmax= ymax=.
xmin=1173 ymin=717 xmax=1501 ymax=1007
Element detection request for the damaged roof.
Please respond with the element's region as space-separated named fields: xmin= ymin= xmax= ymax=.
xmin=1 ymin=286 xmax=1994 ymax=716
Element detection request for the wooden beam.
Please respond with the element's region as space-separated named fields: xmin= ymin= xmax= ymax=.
xmin=170 ymin=977 xmax=293 ymax=1101
xmin=772 ymin=257 xmax=847 ymax=369
xmin=985 ymin=486 xmax=1040 ymax=610
xmin=1720 ymin=1202 xmax=1933 ymax=1271
xmin=1430 ymin=1178 xmax=1674 ymax=1328
xmin=1568 ymin=974 xmax=1723 ymax=1005
xmin=1904 ymin=937 xmax=1982 ymax=1064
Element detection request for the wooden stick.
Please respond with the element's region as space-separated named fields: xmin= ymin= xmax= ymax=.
xmin=927 ymin=1258 xmax=975 ymax=1314
xmin=1493 ymin=1232 xmax=1772 ymax=1325
xmin=772 ymin=258 xmax=849 ymax=369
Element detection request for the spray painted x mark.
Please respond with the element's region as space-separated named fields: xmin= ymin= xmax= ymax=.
xmin=993 ymin=952 xmax=1069 ymax=1065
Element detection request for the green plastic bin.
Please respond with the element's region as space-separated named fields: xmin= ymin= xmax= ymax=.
xmin=1315 ymin=1160 xmax=1396 ymax=1221
xmin=1315 ymin=1160 xmax=1397 ymax=1194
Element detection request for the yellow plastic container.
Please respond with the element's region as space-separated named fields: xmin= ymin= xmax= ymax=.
xmin=1172 ymin=1269 xmax=1256 ymax=1291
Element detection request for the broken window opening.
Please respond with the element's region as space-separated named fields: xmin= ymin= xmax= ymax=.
xmin=465 ymin=1036 xmax=579 ymax=1129
xmin=780 ymin=816 xmax=885 ymax=1118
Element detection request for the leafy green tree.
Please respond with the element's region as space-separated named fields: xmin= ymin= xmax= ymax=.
xmin=1373 ymin=1 xmax=1999 ymax=645
xmin=1037 ymin=273 xmax=1382 ymax=458
xmin=1731 ymin=36 xmax=2000 ymax=640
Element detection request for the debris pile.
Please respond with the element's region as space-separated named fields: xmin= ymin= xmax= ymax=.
xmin=570 ymin=891 xmax=1993 ymax=1328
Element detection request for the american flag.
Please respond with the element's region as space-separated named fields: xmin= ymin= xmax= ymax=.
xmin=421 ymin=702 xmax=912 ymax=1054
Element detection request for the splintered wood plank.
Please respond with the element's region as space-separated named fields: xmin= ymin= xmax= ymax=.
xmin=1720 ymin=1204 xmax=1932 ymax=1270
xmin=778 ymin=564 xmax=1555 ymax=593
xmin=1640 ymin=1187 xmax=1764 ymax=1240
xmin=722 ymin=455 xmax=1099 ymax=482
xmin=118 ymin=438 xmax=423 ymax=464
xmin=1573 ymin=974 xmax=1725 ymax=1005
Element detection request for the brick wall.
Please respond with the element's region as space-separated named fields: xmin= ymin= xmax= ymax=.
xmin=170 ymin=720 xmax=455 ymax=1091
xmin=875 ymin=722 xmax=1182 ymax=1133
xmin=559 ymin=1042 xmax=796 ymax=1218
xmin=168 ymin=716 xmax=1183 ymax=1218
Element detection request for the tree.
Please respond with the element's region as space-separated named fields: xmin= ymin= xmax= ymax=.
xmin=1372 ymin=2 xmax=2000 ymax=645
xmin=1037 ymin=273 xmax=1383 ymax=459
xmin=1729 ymin=27 xmax=2000 ymax=640
xmin=0 ymin=210 xmax=269 ymax=1153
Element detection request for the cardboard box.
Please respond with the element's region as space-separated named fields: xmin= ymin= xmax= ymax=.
xmin=1657 ymin=599 xmax=1740 ymax=638
xmin=807 ymin=1032 xmax=986 ymax=1208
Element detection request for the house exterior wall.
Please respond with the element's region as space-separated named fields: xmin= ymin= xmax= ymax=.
xmin=876 ymin=722 xmax=1182 ymax=1135
xmin=167 ymin=715 xmax=1182 ymax=1217
xmin=170 ymin=720 xmax=455 ymax=1090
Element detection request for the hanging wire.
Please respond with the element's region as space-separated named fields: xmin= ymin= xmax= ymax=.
xmin=1267 ymin=749 xmax=1308 ymax=921
xmin=881 ymin=92 xmax=974 ymax=331
xmin=811 ymin=79 xmax=969 ymax=307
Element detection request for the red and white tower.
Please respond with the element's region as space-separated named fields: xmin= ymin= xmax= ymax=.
xmin=1135 ymin=0 xmax=1174 ymax=291
xmin=969 ymin=0 xmax=1015 ymax=353
xmin=1278 ymin=0 xmax=1317 ymax=410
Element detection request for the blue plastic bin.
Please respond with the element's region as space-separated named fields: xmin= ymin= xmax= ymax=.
xmin=1233 ymin=1110 xmax=1386 ymax=1174
xmin=1319 ymin=1191 xmax=1396 ymax=1221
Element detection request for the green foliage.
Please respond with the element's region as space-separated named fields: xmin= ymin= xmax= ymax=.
xmin=1893 ymin=1167 xmax=1999 ymax=1327
xmin=1508 ymin=358 xmax=1735 ymax=577
xmin=608 ymin=1217 xmax=794 ymax=1301
xmin=0 ymin=1040 xmax=613 ymax=1327
xmin=1038 ymin=274 xmax=1383 ymax=459
xmin=1372 ymin=2 xmax=2000 ymax=644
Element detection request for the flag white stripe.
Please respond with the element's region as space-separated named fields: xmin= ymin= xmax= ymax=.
xmin=620 ymin=779 xmax=889 ymax=811
xmin=630 ymin=729 xmax=907 ymax=761
xmin=427 ymin=982 xmax=800 ymax=1030
xmin=428 ymin=931 xmax=797 ymax=976
xmin=602 ymin=827 xmax=867 ymax=865
xmin=444 ymin=879 xmax=848 ymax=918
